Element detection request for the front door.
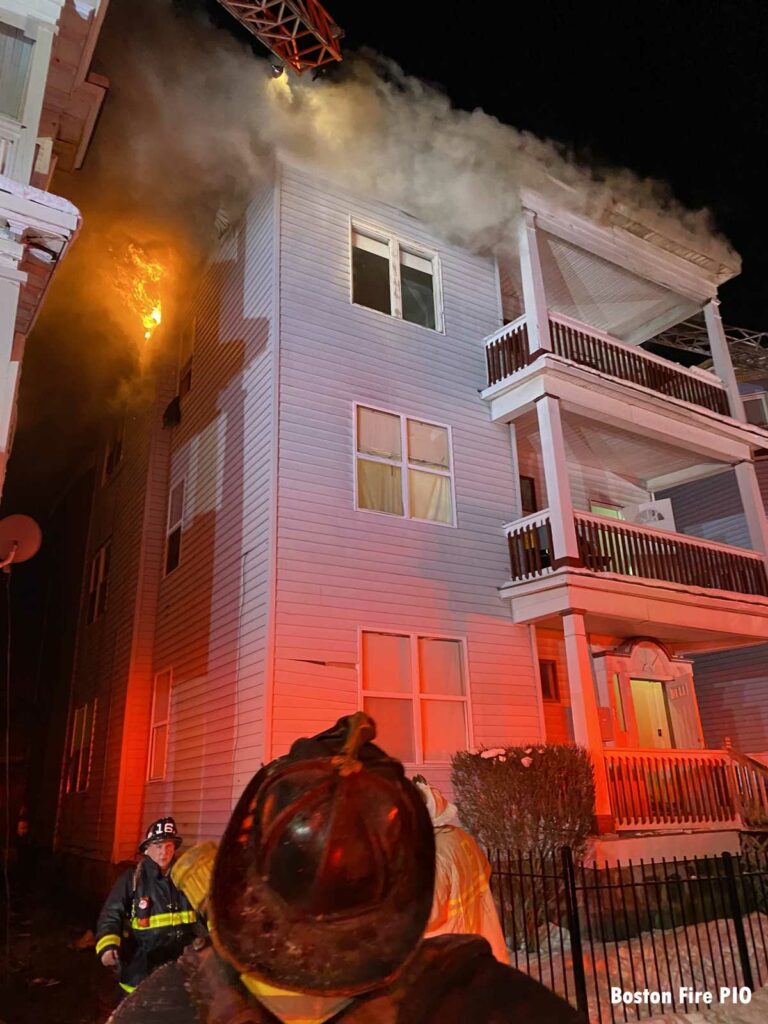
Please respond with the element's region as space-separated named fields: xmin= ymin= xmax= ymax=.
xmin=630 ymin=678 xmax=674 ymax=748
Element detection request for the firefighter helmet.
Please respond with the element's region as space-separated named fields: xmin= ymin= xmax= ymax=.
xmin=209 ymin=713 xmax=436 ymax=996
xmin=139 ymin=816 xmax=183 ymax=853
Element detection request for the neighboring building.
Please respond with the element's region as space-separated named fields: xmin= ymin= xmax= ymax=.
xmin=56 ymin=159 xmax=768 ymax=884
xmin=664 ymin=381 xmax=768 ymax=762
xmin=0 ymin=0 xmax=108 ymax=495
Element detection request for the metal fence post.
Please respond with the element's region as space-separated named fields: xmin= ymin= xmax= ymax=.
xmin=561 ymin=846 xmax=589 ymax=1015
xmin=722 ymin=852 xmax=755 ymax=992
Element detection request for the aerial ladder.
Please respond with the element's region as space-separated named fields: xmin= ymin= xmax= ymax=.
xmin=215 ymin=0 xmax=343 ymax=75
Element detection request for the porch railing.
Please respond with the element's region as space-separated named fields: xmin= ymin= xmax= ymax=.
xmin=604 ymin=748 xmax=739 ymax=830
xmin=574 ymin=510 xmax=768 ymax=597
xmin=727 ymin=742 xmax=768 ymax=829
xmin=484 ymin=311 xmax=731 ymax=417
xmin=505 ymin=508 xmax=553 ymax=580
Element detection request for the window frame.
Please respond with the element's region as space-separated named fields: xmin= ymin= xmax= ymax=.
xmin=538 ymin=659 xmax=560 ymax=702
xmin=164 ymin=478 xmax=185 ymax=577
xmin=102 ymin=421 xmax=125 ymax=485
xmin=65 ymin=698 xmax=97 ymax=794
xmin=147 ymin=668 xmax=172 ymax=782
xmin=353 ymin=402 xmax=457 ymax=528
xmin=357 ymin=627 xmax=473 ymax=766
xmin=349 ymin=219 xmax=445 ymax=333
xmin=743 ymin=393 xmax=768 ymax=427
xmin=86 ymin=541 xmax=111 ymax=624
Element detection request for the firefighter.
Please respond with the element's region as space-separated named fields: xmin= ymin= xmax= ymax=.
xmin=95 ymin=816 xmax=203 ymax=994
xmin=413 ymin=775 xmax=510 ymax=963
xmin=107 ymin=715 xmax=584 ymax=1023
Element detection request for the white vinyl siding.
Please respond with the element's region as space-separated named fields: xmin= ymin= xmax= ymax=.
xmin=354 ymin=404 xmax=455 ymax=526
xmin=351 ymin=223 xmax=443 ymax=331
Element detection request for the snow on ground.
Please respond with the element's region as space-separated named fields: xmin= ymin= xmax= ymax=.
xmin=510 ymin=913 xmax=768 ymax=1022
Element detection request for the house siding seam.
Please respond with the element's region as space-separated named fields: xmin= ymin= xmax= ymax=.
xmin=142 ymin=185 xmax=276 ymax=845
xmin=270 ymin=164 xmax=544 ymax=778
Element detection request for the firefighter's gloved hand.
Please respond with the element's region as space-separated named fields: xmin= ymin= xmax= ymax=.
xmin=100 ymin=949 xmax=119 ymax=970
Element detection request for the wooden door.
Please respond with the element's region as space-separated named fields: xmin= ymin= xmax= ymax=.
xmin=630 ymin=678 xmax=674 ymax=749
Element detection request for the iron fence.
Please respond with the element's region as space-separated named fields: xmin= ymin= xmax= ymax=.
xmin=490 ymin=847 xmax=768 ymax=1022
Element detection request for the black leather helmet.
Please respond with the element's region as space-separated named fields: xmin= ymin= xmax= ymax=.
xmin=139 ymin=816 xmax=183 ymax=853
xmin=209 ymin=713 xmax=436 ymax=996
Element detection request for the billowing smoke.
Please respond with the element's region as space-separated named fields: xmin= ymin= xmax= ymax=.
xmin=7 ymin=0 xmax=736 ymax=509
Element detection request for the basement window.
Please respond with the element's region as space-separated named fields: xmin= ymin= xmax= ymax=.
xmin=351 ymin=224 xmax=442 ymax=331
xmin=147 ymin=669 xmax=172 ymax=781
xmin=66 ymin=699 xmax=96 ymax=793
xmin=87 ymin=542 xmax=111 ymax=624
xmin=165 ymin=479 xmax=185 ymax=576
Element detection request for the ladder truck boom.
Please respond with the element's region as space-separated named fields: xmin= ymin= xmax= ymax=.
xmin=215 ymin=0 xmax=343 ymax=74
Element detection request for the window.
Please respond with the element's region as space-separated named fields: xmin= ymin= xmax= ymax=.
xmin=520 ymin=476 xmax=538 ymax=516
xmin=589 ymin=501 xmax=624 ymax=519
xmin=361 ymin=631 xmax=469 ymax=763
xmin=0 ymin=23 xmax=34 ymax=121
xmin=179 ymin=357 xmax=193 ymax=399
xmin=538 ymin=660 xmax=560 ymax=702
xmin=351 ymin=225 xmax=442 ymax=330
xmin=147 ymin=670 xmax=172 ymax=781
xmin=165 ymin=480 xmax=185 ymax=576
xmin=87 ymin=542 xmax=111 ymax=624
xmin=66 ymin=699 xmax=96 ymax=793
xmin=102 ymin=422 xmax=124 ymax=483
xmin=743 ymin=394 xmax=768 ymax=427
xmin=355 ymin=405 xmax=455 ymax=525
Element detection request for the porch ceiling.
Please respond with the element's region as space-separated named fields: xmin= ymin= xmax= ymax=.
xmin=538 ymin=233 xmax=700 ymax=345
xmin=517 ymin=409 xmax=727 ymax=489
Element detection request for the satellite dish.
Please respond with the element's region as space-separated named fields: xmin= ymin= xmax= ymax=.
xmin=0 ymin=514 xmax=42 ymax=565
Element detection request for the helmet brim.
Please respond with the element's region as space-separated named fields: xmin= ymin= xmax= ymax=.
xmin=139 ymin=834 xmax=183 ymax=854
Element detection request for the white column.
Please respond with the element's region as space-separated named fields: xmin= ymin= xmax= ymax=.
xmin=535 ymin=394 xmax=579 ymax=563
xmin=704 ymin=299 xmax=745 ymax=422
xmin=518 ymin=209 xmax=552 ymax=354
xmin=562 ymin=612 xmax=613 ymax=831
xmin=734 ymin=461 xmax=768 ymax=556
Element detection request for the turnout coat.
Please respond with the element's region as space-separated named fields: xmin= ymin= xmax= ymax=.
xmin=96 ymin=856 xmax=201 ymax=992
xmin=107 ymin=934 xmax=585 ymax=1024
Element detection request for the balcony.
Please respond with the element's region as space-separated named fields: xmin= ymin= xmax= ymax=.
xmin=485 ymin=313 xmax=731 ymax=418
xmin=502 ymin=510 xmax=768 ymax=652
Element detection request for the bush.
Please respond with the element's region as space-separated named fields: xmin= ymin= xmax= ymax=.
xmin=451 ymin=743 xmax=595 ymax=859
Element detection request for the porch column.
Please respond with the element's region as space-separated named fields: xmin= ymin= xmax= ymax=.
xmin=734 ymin=460 xmax=768 ymax=556
xmin=535 ymin=394 xmax=580 ymax=563
xmin=563 ymin=612 xmax=614 ymax=833
xmin=703 ymin=299 xmax=745 ymax=422
xmin=518 ymin=210 xmax=552 ymax=355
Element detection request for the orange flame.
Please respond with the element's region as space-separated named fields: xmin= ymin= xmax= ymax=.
xmin=112 ymin=243 xmax=165 ymax=342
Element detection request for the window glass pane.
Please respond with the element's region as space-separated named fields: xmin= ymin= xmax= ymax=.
xmin=149 ymin=724 xmax=168 ymax=780
xmin=362 ymin=632 xmax=411 ymax=693
xmin=409 ymin=470 xmax=452 ymax=523
xmin=744 ymin=397 xmax=767 ymax=426
xmin=166 ymin=526 xmax=182 ymax=575
xmin=0 ymin=25 xmax=33 ymax=120
xmin=407 ymin=420 xmax=449 ymax=470
xmin=418 ymin=638 xmax=465 ymax=695
xmin=357 ymin=407 xmax=401 ymax=460
xmin=71 ymin=707 xmax=85 ymax=753
xmin=363 ymin=697 xmax=415 ymax=762
xmin=589 ymin=502 xmax=623 ymax=519
xmin=520 ymin=476 xmax=537 ymax=516
xmin=169 ymin=482 xmax=185 ymax=527
xmin=400 ymin=256 xmax=435 ymax=329
xmin=538 ymin=660 xmax=559 ymax=701
xmin=352 ymin=241 xmax=391 ymax=315
xmin=357 ymin=459 xmax=403 ymax=516
xmin=153 ymin=671 xmax=172 ymax=723
xmin=422 ymin=700 xmax=467 ymax=761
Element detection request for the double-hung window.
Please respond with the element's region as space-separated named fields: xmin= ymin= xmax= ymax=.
xmin=66 ymin=699 xmax=96 ymax=793
xmin=351 ymin=225 xmax=442 ymax=331
xmin=361 ymin=631 xmax=470 ymax=764
xmin=355 ymin=405 xmax=455 ymax=525
xmin=87 ymin=542 xmax=111 ymax=624
xmin=147 ymin=669 xmax=172 ymax=781
xmin=165 ymin=480 xmax=185 ymax=576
